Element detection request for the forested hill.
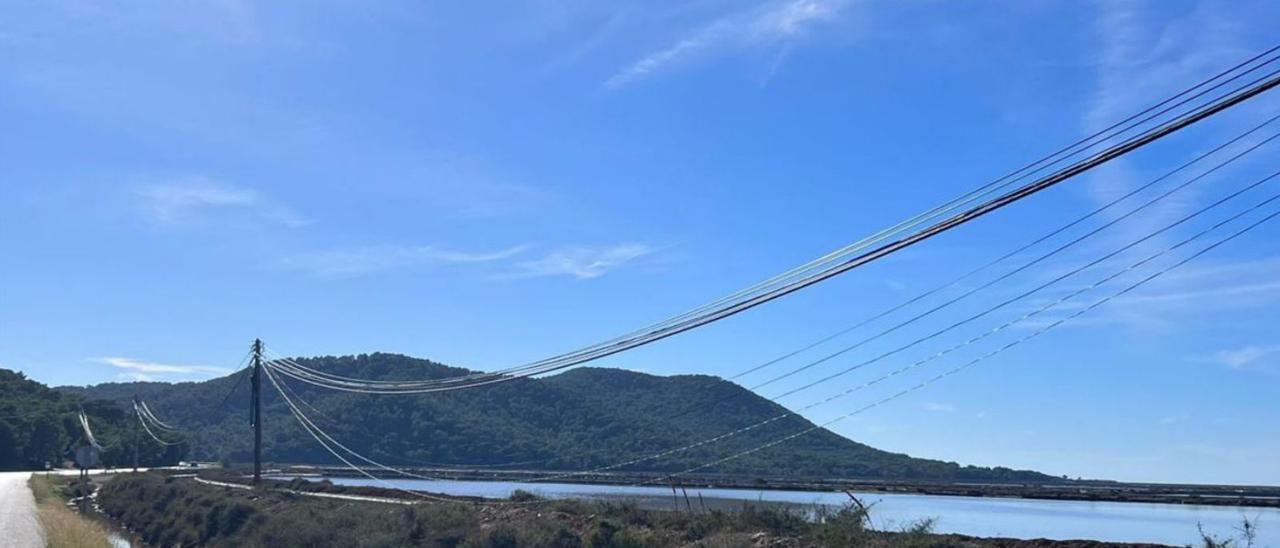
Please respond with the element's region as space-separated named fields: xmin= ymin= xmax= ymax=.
xmin=64 ymin=353 xmax=1053 ymax=483
xmin=0 ymin=369 xmax=185 ymax=470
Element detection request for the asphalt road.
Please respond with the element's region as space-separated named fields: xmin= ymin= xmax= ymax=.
xmin=0 ymin=471 xmax=42 ymax=548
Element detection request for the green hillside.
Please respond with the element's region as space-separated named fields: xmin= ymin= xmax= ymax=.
xmin=0 ymin=369 xmax=185 ymax=470
xmin=61 ymin=353 xmax=1052 ymax=482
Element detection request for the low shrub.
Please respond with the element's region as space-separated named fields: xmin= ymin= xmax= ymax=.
xmin=29 ymin=474 xmax=112 ymax=548
xmin=508 ymin=489 xmax=543 ymax=502
xmin=97 ymin=473 xmax=963 ymax=547
xmin=734 ymin=502 xmax=808 ymax=536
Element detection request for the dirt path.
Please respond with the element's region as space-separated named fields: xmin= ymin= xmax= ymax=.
xmin=0 ymin=471 xmax=43 ymax=548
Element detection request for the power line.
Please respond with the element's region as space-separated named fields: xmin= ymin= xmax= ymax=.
xmin=604 ymin=43 xmax=1280 ymax=352
xmin=443 ymin=118 xmax=1280 ymax=470
xmin=760 ymin=155 xmax=1280 ymax=404
xmin=749 ymin=123 xmax=1280 ymax=398
xmin=265 ymin=162 xmax=1280 ymax=482
xmin=265 ymin=65 xmax=1280 ymax=395
xmin=424 ymin=61 xmax=1280 ymax=385
xmin=134 ymin=400 xmax=182 ymax=446
xmin=268 ymin=367 xmax=446 ymax=484
xmin=78 ymin=411 xmax=103 ymax=451
xmin=642 ymin=198 xmax=1280 ymax=485
xmin=522 ymin=169 xmax=1280 ymax=482
xmin=265 ymin=50 xmax=1280 ymax=393
xmin=241 ymin=49 xmax=1280 ymax=494
xmin=261 ymin=364 xmax=512 ymax=504
xmin=264 ymin=362 xmax=621 ymax=506
xmin=216 ymin=349 xmax=254 ymax=410
xmin=246 ymin=113 xmax=1280 ymax=471
xmin=139 ymin=400 xmax=178 ymax=432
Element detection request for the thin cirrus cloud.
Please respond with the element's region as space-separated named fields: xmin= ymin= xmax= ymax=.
xmin=278 ymin=243 xmax=659 ymax=280
xmin=605 ymin=0 xmax=849 ymax=89
xmin=1211 ymin=345 xmax=1280 ymax=370
xmin=276 ymin=244 xmax=531 ymax=279
xmin=1009 ymin=254 xmax=1280 ymax=333
xmin=1082 ymin=1 xmax=1257 ymax=249
xmin=921 ymin=402 xmax=956 ymax=413
xmin=135 ymin=177 xmax=310 ymax=228
xmin=506 ymin=243 xmax=657 ymax=280
xmin=93 ymin=357 xmax=231 ymax=382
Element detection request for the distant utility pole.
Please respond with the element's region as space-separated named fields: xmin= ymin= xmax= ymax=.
xmin=132 ymin=395 xmax=140 ymax=473
xmin=251 ymin=338 xmax=263 ymax=486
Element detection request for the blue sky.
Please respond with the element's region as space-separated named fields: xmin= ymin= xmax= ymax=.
xmin=2 ymin=0 xmax=1279 ymax=485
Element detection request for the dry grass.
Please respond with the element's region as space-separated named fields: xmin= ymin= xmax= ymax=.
xmin=28 ymin=475 xmax=112 ymax=548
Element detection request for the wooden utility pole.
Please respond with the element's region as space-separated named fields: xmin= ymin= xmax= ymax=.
xmin=251 ymin=338 xmax=263 ymax=486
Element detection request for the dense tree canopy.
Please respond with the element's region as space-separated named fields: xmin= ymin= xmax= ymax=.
xmin=0 ymin=369 xmax=187 ymax=470
xmin=63 ymin=353 xmax=1051 ymax=483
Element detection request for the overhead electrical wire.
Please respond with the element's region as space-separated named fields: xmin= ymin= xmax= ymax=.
xmin=517 ymin=167 xmax=1280 ymax=483
xmin=257 ymin=370 xmax=501 ymax=470
xmin=216 ymin=350 xmax=254 ymax=410
xmin=261 ymin=364 xmax=524 ymax=504
xmin=267 ymin=366 xmax=574 ymax=506
xmin=245 ymin=47 xmax=1280 ymax=495
xmin=660 ymin=112 xmax=1280 ymax=417
xmin=756 ymin=153 xmax=1280 ymax=405
xmin=275 ymin=115 xmax=1280 ymax=471
xmin=78 ymin=411 xmax=103 ymax=450
xmin=267 ymin=367 xmax=447 ymax=484
xmin=139 ymin=401 xmax=178 ymax=432
xmin=265 ymin=161 xmax=1280 ymax=483
xmin=134 ymin=400 xmax=183 ymax=446
xmin=418 ymin=47 xmax=1280 ymax=385
xmin=740 ymin=124 xmax=1280 ymax=400
xmin=265 ymin=56 xmax=1280 ymax=394
xmin=266 ymin=368 xmax=454 ymax=502
xmin=263 ymin=170 xmax=1280 ymax=490
xmin=265 ymin=65 xmax=1280 ymax=396
xmin=638 ymin=197 xmax=1280 ymax=485
xmin=258 ymin=119 xmax=1280 ymax=472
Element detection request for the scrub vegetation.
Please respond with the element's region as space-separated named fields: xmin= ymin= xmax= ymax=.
xmin=28 ymin=474 xmax=112 ymax=548
xmin=95 ymin=472 xmax=1189 ymax=548
xmin=96 ymin=472 xmax=950 ymax=547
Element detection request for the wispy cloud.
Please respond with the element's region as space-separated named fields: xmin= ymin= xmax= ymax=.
xmin=93 ymin=357 xmax=230 ymax=382
xmin=605 ymin=0 xmax=850 ymax=89
xmin=1010 ymin=256 xmax=1280 ymax=333
xmin=276 ymin=244 xmax=530 ymax=279
xmin=135 ymin=177 xmax=309 ymax=227
xmin=921 ymin=402 xmax=955 ymax=413
xmin=506 ymin=243 xmax=657 ymax=279
xmin=1104 ymin=256 xmax=1280 ymax=324
xmin=1081 ymin=1 xmax=1279 ymax=253
xmin=278 ymin=242 xmax=661 ymax=280
xmin=1211 ymin=345 xmax=1280 ymax=370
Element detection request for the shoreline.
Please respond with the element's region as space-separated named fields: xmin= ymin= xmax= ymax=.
xmin=272 ymin=464 xmax=1280 ymax=509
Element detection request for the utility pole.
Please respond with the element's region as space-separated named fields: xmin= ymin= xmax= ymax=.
xmin=251 ymin=338 xmax=263 ymax=486
xmin=132 ymin=395 xmax=140 ymax=473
